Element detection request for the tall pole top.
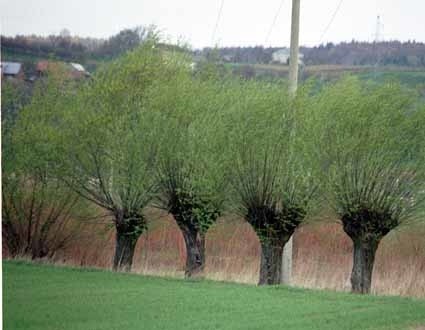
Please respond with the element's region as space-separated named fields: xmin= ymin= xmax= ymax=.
xmin=288 ymin=0 xmax=301 ymax=96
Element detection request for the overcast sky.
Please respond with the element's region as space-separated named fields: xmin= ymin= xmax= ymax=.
xmin=1 ymin=0 xmax=424 ymax=48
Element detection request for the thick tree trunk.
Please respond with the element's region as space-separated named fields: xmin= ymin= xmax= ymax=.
xmin=199 ymin=233 xmax=206 ymax=271
xmin=112 ymin=210 xmax=145 ymax=272
xmin=113 ymin=227 xmax=137 ymax=272
xmin=259 ymin=241 xmax=284 ymax=285
xmin=181 ymin=227 xmax=204 ymax=278
xmin=350 ymin=238 xmax=379 ymax=294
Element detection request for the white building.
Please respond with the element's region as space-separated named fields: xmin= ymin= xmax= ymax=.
xmin=272 ymin=49 xmax=304 ymax=65
xmin=1 ymin=62 xmax=23 ymax=78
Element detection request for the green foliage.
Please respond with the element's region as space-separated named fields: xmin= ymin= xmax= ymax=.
xmin=1 ymin=80 xmax=32 ymax=172
xmin=194 ymin=48 xmax=230 ymax=81
xmin=304 ymin=77 xmax=425 ymax=236
xmin=2 ymin=81 xmax=25 ymax=178
xmin=1 ymin=80 xmax=31 ymax=124
xmin=2 ymin=67 xmax=92 ymax=259
xmin=13 ymin=63 xmax=78 ymax=175
xmin=12 ymin=41 xmax=193 ymax=239
xmin=152 ymin=70 xmax=231 ymax=234
xmin=95 ymin=26 xmax=157 ymax=59
xmin=11 ymin=40 xmax=201 ymax=270
xmin=357 ymin=71 xmax=425 ymax=89
xmin=224 ymin=79 xmax=316 ymax=244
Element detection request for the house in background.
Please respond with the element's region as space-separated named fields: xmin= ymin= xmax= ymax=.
xmin=36 ymin=60 xmax=90 ymax=79
xmin=222 ymin=54 xmax=234 ymax=62
xmin=69 ymin=62 xmax=90 ymax=78
xmin=271 ymin=48 xmax=304 ymax=65
xmin=1 ymin=62 xmax=24 ymax=79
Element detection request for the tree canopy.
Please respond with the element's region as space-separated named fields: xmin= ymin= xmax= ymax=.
xmin=304 ymin=77 xmax=425 ymax=292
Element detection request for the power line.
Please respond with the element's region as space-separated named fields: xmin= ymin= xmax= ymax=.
xmin=265 ymin=0 xmax=286 ymax=46
xmin=211 ymin=0 xmax=225 ymax=46
xmin=318 ymin=0 xmax=344 ymax=45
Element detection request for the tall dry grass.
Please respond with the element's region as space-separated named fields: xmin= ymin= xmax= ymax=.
xmin=292 ymin=222 xmax=425 ymax=298
xmin=132 ymin=209 xmax=186 ymax=278
xmin=292 ymin=223 xmax=352 ymax=292
xmin=205 ymin=215 xmax=260 ymax=284
xmin=49 ymin=208 xmax=186 ymax=277
xmin=5 ymin=209 xmax=424 ymax=298
xmin=372 ymin=227 xmax=425 ymax=297
xmin=53 ymin=219 xmax=115 ymax=269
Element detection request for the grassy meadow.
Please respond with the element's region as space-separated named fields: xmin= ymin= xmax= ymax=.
xmin=3 ymin=261 xmax=425 ymax=330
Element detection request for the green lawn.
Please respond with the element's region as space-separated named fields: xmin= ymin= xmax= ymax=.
xmin=3 ymin=261 xmax=425 ymax=330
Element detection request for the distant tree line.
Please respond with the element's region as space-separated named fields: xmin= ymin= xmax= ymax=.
xmin=199 ymin=46 xmax=273 ymax=64
xmin=3 ymin=27 xmax=425 ymax=70
xmin=1 ymin=26 xmax=153 ymax=66
xmin=301 ymin=40 xmax=425 ymax=66
xmin=201 ymin=40 xmax=425 ymax=67
xmin=1 ymin=34 xmax=94 ymax=62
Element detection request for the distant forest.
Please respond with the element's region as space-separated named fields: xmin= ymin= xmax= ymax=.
xmin=202 ymin=41 xmax=425 ymax=67
xmin=1 ymin=27 xmax=155 ymax=72
xmin=2 ymin=27 xmax=425 ymax=70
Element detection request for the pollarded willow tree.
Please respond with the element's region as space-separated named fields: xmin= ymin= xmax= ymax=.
xmin=227 ymin=80 xmax=316 ymax=285
xmin=306 ymin=77 xmax=425 ymax=293
xmin=2 ymin=145 xmax=90 ymax=259
xmin=149 ymin=72 xmax=231 ymax=277
xmin=2 ymin=69 xmax=90 ymax=259
xmin=16 ymin=40 xmax=192 ymax=271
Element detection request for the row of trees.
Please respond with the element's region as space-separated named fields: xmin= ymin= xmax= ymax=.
xmin=300 ymin=40 xmax=425 ymax=66
xmin=5 ymin=29 xmax=425 ymax=70
xmin=3 ymin=40 xmax=425 ymax=294
xmin=203 ymin=41 xmax=425 ymax=67
xmin=1 ymin=26 xmax=155 ymax=71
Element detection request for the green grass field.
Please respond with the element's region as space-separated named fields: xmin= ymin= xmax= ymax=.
xmin=3 ymin=261 xmax=425 ymax=330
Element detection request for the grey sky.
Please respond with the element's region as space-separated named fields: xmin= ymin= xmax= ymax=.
xmin=1 ymin=0 xmax=424 ymax=48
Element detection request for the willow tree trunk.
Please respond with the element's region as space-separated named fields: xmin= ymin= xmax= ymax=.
xmin=259 ymin=242 xmax=284 ymax=285
xmin=350 ymin=238 xmax=379 ymax=294
xmin=181 ymin=227 xmax=205 ymax=278
xmin=113 ymin=225 xmax=138 ymax=272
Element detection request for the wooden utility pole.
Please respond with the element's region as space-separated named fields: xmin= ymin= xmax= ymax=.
xmin=282 ymin=0 xmax=301 ymax=285
xmin=288 ymin=0 xmax=301 ymax=96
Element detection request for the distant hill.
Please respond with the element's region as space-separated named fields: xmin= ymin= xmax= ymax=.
xmin=201 ymin=41 xmax=425 ymax=67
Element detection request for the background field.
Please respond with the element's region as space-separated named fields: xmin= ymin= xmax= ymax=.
xmin=4 ymin=261 xmax=425 ymax=330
